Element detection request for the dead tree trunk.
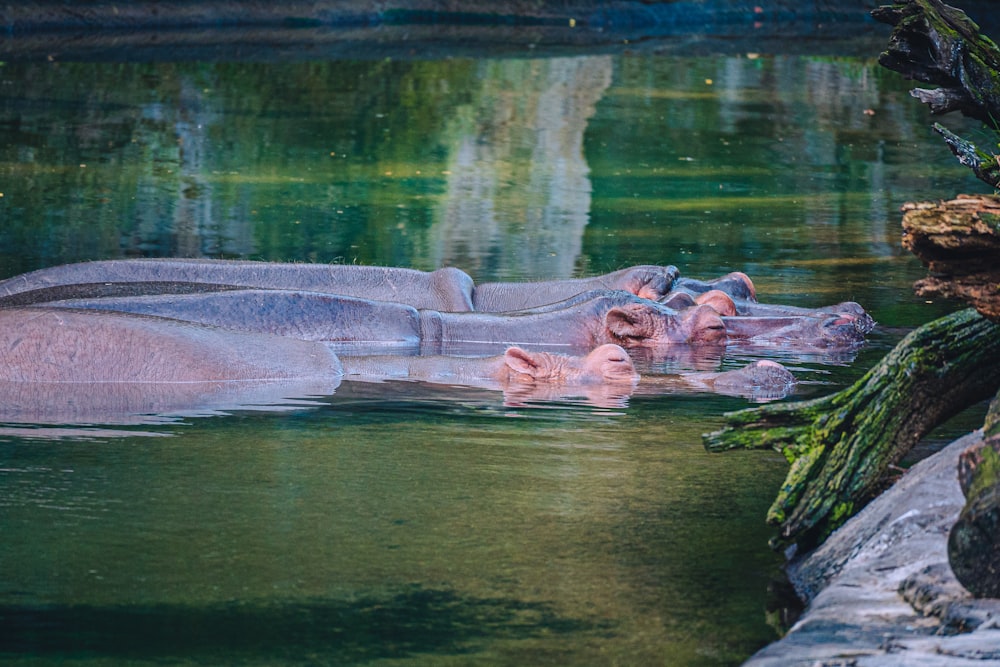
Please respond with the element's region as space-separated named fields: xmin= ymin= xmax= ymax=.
xmin=704 ymin=309 xmax=1000 ymax=551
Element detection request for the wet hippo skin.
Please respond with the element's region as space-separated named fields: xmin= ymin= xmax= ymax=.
xmin=28 ymin=289 xmax=729 ymax=350
xmin=0 ymin=259 xmax=755 ymax=312
xmin=0 ymin=308 xmax=796 ymax=423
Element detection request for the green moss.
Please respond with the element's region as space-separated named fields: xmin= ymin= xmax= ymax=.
xmin=986 ymin=388 xmax=1000 ymax=437
xmin=969 ymin=446 xmax=1000 ymax=499
xmin=981 ymin=211 xmax=1000 ymax=235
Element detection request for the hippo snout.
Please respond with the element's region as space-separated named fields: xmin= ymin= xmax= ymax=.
xmin=682 ymin=304 xmax=727 ymax=345
xmin=820 ymin=314 xmax=868 ymax=346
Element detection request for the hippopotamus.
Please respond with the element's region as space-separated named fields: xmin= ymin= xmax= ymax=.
xmin=0 ymin=307 xmax=646 ymax=387
xmin=25 ymin=288 xmax=729 ymax=350
xmin=635 ymin=359 xmax=796 ymax=401
xmin=0 ymin=308 xmax=641 ymax=423
xmin=0 ymin=258 xmax=755 ymax=312
xmin=0 ymin=308 xmax=795 ymax=423
xmin=661 ymin=289 xmax=875 ymax=334
xmin=27 ymin=281 xmax=869 ymax=351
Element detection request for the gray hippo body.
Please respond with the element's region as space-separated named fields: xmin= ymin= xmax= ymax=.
xmin=27 ymin=288 xmax=730 ymax=350
xmin=0 ymin=259 xmax=478 ymax=311
xmin=0 ymin=259 xmax=758 ymax=312
xmin=28 ymin=284 xmax=866 ymax=351
xmin=0 ymin=307 xmax=346 ymax=425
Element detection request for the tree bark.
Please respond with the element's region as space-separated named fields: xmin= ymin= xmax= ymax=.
xmin=902 ymin=193 xmax=1000 ymax=321
xmin=872 ymin=0 xmax=1000 ymax=187
xmin=704 ymin=308 xmax=1000 ymax=551
xmin=872 ymin=0 xmax=1000 ymax=126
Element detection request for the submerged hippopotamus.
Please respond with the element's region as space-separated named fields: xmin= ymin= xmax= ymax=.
xmin=0 ymin=308 xmax=795 ymax=423
xmin=0 ymin=258 xmax=755 ymax=312
xmin=0 ymin=308 xmax=639 ymax=422
xmin=26 ymin=283 xmax=867 ymax=351
xmin=661 ymin=289 xmax=876 ymax=335
xmin=23 ymin=288 xmax=730 ymax=349
xmin=0 ymin=307 xmax=644 ymax=387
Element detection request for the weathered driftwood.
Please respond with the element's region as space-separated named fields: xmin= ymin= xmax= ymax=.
xmin=948 ymin=392 xmax=1000 ymax=598
xmin=873 ymin=0 xmax=1000 ymax=126
xmin=902 ymin=193 xmax=1000 ymax=321
xmin=873 ymin=0 xmax=1000 ymax=188
xmin=704 ymin=308 xmax=1000 ymax=550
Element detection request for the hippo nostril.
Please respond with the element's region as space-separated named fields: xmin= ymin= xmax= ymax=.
xmin=854 ymin=313 xmax=876 ymax=334
xmin=821 ymin=316 xmax=866 ymax=344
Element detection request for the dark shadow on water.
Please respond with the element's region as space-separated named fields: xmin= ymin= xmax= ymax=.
xmin=0 ymin=586 xmax=613 ymax=663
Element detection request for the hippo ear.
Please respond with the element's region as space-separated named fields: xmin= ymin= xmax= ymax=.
xmin=605 ymin=304 xmax=651 ymax=342
xmin=504 ymin=346 xmax=544 ymax=377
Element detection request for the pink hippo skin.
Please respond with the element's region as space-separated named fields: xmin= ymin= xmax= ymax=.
xmin=29 ymin=289 xmax=728 ymax=350
xmin=0 ymin=308 xmax=636 ymax=421
xmin=340 ymin=344 xmax=642 ymax=408
xmin=0 ymin=307 xmax=345 ymax=425
xmin=342 ymin=344 xmax=640 ymax=386
xmin=0 ymin=259 xmax=755 ymax=312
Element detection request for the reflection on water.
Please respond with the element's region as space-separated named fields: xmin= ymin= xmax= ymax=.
xmin=432 ymin=57 xmax=611 ymax=277
xmin=0 ymin=50 xmax=992 ymax=666
xmin=0 ymin=588 xmax=611 ymax=663
xmin=1 ymin=401 xmax=790 ymax=665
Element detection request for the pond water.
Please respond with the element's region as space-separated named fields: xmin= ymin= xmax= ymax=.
xmin=0 ymin=43 xmax=993 ymax=666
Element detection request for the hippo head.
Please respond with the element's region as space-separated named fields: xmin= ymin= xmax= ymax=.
xmin=503 ymin=344 xmax=639 ymax=386
xmin=712 ymin=360 xmax=796 ymax=391
xmin=603 ymin=302 xmax=728 ymax=347
xmin=721 ymin=313 xmax=869 ymax=349
xmin=828 ymin=302 xmax=876 ymax=334
xmin=659 ymin=289 xmax=737 ymax=317
xmin=694 ymin=289 xmax=737 ymax=316
xmin=710 ymin=360 xmax=797 ymax=401
xmin=675 ymin=271 xmax=757 ymax=302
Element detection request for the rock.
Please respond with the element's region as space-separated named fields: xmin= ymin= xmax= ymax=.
xmin=745 ymin=431 xmax=1000 ymax=666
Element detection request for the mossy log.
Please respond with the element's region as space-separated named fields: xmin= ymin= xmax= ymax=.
xmin=902 ymin=193 xmax=1000 ymax=321
xmin=704 ymin=308 xmax=1000 ymax=550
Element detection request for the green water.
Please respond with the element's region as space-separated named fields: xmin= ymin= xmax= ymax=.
xmin=0 ymin=51 xmax=992 ymax=665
